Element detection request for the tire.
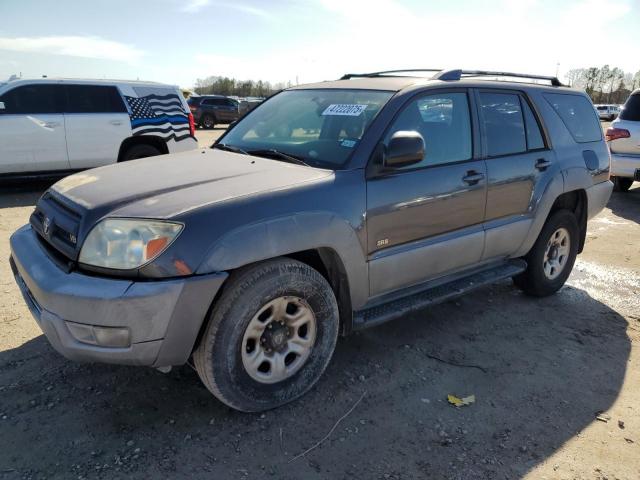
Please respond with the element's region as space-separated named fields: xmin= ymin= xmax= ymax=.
xmin=201 ymin=114 xmax=215 ymax=129
xmin=513 ymin=210 xmax=579 ymax=297
xmin=121 ymin=144 xmax=162 ymax=161
xmin=613 ymin=177 xmax=633 ymax=192
xmin=193 ymin=258 xmax=339 ymax=412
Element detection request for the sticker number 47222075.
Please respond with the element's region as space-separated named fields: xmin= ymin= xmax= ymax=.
xmin=322 ymin=104 xmax=367 ymax=116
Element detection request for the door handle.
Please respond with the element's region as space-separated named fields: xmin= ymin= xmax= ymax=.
xmin=110 ymin=120 xmax=123 ymax=126
xmin=43 ymin=121 xmax=60 ymax=128
xmin=535 ymin=158 xmax=551 ymax=171
xmin=462 ymin=171 xmax=485 ymax=185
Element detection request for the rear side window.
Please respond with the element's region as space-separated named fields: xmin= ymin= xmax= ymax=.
xmin=620 ymin=94 xmax=640 ymax=121
xmin=479 ymin=92 xmax=526 ymax=157
xmin=544 ymin=93 xmax=602 ymax=143
xmin=65 ymin=85 xmax=126 ymax=113
xmin=0 ymin=84 xmax=65 ymax=114
xmin=203 ymin=98 xmax=224 ymax=106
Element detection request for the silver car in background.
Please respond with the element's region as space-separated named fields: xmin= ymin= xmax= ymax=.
xmin=596 ymin=104 xmax=620 ymax=121
xmin=607 ymin=90 xmax=640 ymax=192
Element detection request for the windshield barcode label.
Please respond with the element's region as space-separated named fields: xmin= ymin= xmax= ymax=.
xmin=322 ymin=104 xmax=367 ymax=116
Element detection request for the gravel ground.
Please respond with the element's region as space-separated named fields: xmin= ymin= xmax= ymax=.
xmin=1 ymin=123 xmax=639 ymax=480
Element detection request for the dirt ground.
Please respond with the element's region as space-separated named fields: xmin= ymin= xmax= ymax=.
xmin=1 ymin=126 xmax=640 ymax=479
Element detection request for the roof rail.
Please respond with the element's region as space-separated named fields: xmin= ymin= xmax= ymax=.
xmin=432 ymin=69 xmax=564 ymax=86
xmin=340 ymin=69 xmax=443 ymax=80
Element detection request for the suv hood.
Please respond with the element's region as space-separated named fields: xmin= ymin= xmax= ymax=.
xmin=52 ymin=148 xmax=334 ymax=219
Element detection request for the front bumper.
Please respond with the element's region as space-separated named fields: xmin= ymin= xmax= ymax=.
xmin=10 ymin=225 xmax=227 ymax=367
xmin=610 ymin=153 xmax=640 ymax=178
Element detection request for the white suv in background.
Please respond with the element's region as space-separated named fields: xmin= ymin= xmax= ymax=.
xmin=607 ymin=89 xmax=640 ymax=192
xmin=0 ymin=78 xmax=198 ymax=177
xmin=595 ymin=104 xmax=620 ymax=121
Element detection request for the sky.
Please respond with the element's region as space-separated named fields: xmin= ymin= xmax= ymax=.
xmin=0 ymin=0 xmax=638 ymax=89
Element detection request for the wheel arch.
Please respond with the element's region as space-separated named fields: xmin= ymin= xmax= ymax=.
xmin=285 ymin=248 xmax=354 ymax=335
xmin=195 ymin=212 xmax=368 ymax=322
xmin=548 ymin=189 xmax=588 ymax=253
xmin=117 ymin=135 xmax=168 ymax=162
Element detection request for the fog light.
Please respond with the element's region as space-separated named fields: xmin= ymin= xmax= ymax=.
xmin=66 ymin=322 xmax=131 ymax=348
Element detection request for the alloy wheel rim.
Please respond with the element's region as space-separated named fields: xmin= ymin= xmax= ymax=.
xmin=543 ymin=227 xmax=570 ymax=280
xmin=241 ymin=296 xmax=317 ymax=384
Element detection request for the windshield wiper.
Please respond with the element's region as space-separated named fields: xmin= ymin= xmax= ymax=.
xmin=247 ymin=149 xmax=310 ymax=167
xmin=213 ymin=143 xmax=249 ymax=155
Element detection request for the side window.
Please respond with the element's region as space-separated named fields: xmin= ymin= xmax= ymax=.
xmin=620 ymin=94 xmax=640 ymax=121
xmin=479 ymin=92 xmax=526 ymax=157
xmin=0 ymin=84 xmax=65 ymax=114
xmin=521 ymin=98 xmax=545 ymax=150
xmin=543 ymin=93 xmax=602 ymax=143
xmin=384 ymin=92 xmax=472 ymax=169
xmin=65 ymin=85 xmax=126 ymax=113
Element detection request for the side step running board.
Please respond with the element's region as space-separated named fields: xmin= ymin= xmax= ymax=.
xmin=353 ymin=260 xmax=527 ymax=330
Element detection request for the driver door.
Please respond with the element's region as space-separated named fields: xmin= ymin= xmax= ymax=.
xmin=366 ymin=89 xmax=487 ymax=297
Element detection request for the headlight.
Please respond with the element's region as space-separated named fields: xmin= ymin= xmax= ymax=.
xmin=79 ymin=219 xmax=183 ymax=270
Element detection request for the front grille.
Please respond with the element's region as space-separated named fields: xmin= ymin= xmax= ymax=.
xmin=30 ymin=191 xmax=83 ymax=261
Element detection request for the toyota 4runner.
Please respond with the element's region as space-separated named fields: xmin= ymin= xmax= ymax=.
xmin=10 ymin=69 xmax=613 ymax=412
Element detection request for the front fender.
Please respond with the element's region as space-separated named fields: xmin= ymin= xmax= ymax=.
xmin=196 ymin=211 xmax=369 ymax=309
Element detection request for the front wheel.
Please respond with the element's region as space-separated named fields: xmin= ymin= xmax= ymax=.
xmin=193 ymin=258 xmax=339 ymax=412
xmin=201 ymin=114 xmax=215 ymax=129
xmin=513 ymin=210 xmax=579 ymax=297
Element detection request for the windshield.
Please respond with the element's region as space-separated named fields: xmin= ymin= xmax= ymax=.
xmin=218 ymin=89 xmax=394 ymax=168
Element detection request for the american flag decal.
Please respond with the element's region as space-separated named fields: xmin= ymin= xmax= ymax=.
xmin=125 ymin=94 xmax=191 ymax=142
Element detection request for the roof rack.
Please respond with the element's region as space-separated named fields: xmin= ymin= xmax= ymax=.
xmin=432 ymin=69 xmax=564 ymax=86
xmin=340 ymin=69 xmax=443 ymax=80
xmin=339 ymin=68 xmax=564 ymax=87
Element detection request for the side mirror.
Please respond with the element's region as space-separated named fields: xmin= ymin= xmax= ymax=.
xmin=384 ymin=131 xmax=425 ymax=168
xmin=0 ymin=102 xmax=5 ymax=111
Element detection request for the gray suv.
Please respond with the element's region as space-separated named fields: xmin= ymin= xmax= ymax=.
xmin=188 ymin=94 xmax=240 ymax=129
xmin=10 ymin=69 xmax=613 ymax=412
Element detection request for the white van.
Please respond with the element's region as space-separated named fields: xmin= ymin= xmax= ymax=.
xmin=0 ymin=78 xmax=198 ymax=177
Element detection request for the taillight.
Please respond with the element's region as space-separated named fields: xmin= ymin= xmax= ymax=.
xmin=188 ymin=112 xmax=195 ymax=137
xmin=605 ymin=127 xmax=630 ymax=142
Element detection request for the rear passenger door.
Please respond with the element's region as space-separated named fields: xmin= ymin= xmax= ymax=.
xmin=476 ymin=89 xmax=555 ymax=260
xmin=64 ymin=84 xmax=131 ymax=169
xmin=366 ymin=89 xmax=487 ymax=297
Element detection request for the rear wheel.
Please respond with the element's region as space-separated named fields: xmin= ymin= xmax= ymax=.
xmin=201 ymin=114 xmax=215 ymax=129
xmin=613 ymin=177 xmax=634 ymax=192
xmin=193 ymin=258 xmax=339 ymax=412
xmin=513 ymin=210 xmax=579 ymax=297
xmin=121 ymin=144 xmax=162 ymax=161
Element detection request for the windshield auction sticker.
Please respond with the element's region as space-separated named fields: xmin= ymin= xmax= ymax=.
xmin=322 ymin=104 xmax=367 ymax=116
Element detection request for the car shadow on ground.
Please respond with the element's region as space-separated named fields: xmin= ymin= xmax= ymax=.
xmin=0 ymin=183 xmax=50 ymax=208
xmin=608 ymin=185 xmax=640 ymax=224
xmin=0 ymin=281 xmax=630 ymax=479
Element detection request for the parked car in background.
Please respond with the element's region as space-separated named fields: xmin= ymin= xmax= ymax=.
xmin=607 ymin=89 xmax=640 ymax=191
xmin=595 ymin=104 xmax=620 ymax=121
xmin=239 ymin=98 xmax=264 ymax=116
xmin=10 ymin=68 xmax=612 ymax=412
xmin=188 ymin=95 xmax=241 ymax=129
xmin=0 ymin=78 xmax=197 ymax=178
